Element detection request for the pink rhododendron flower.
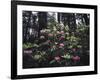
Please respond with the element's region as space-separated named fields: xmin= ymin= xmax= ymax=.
xmin=72 ymin=48 xmax=76 ymax=52
xmin=72 ymin=56 xmax=80 ymax=61
xmin=24 ymin=50 xmax=32 ymax=54
xmin=59 ymin=43 xmax=64 ymax=47
xmin=59 ymin=36 xmax=65 ymax=40
xmin=48 ymin=33 xmax=53 ymax=37
xmin=60 ymin=31 xmax=64 ymax=34
xmin=47 ymin=40 xmax=51 ymax=43
xmin=54 ymin=56 xmax=61 ymax=61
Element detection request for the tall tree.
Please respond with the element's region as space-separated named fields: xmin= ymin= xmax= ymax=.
xmin=23 ymin=11 xmax=32 ymax=43
xmin=58 ymin=13 xmax=61 ymax=23
xmin=61 ymin=13 xmax=76 ymax=32
xmin=38 ymin=12 xmax=47 ymax=37
xmin=83 ymin=14 xmax=89 ymax=25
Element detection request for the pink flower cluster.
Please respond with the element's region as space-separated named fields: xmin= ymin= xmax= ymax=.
xmin=24 ymin=50 xmax=32 ymax=54
xmin=72 ymin=48 xmax=77 ymax=52
xmin=59 ymin=36 xmax=65 ymax=40
xmin=58 ymin=43 xmax=64 ymax=48
xmin=60 ymin=31 xmax=64 ymax=34
xmin=59 ymin=43 xmax=64 ymax=47
xmin=72 ymin=56 xmax=80 ymax=61
xmin=47 ymin=40 xmax=51 ymax=43
xmin=54 ymin=56 xmax=61 ymax=61
xmin=57 ymin=31 xmax=64 ymax=35
xmin=48 ymin=33 xmax=53 ymax=37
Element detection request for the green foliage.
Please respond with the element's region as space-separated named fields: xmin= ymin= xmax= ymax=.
xmin=23 ymin=20 xmax=89 ymax=67
xmin=23 ymin=42 xmax=33 ymax=49
xmin=50 ymin=60 xmax=56 ymax=64
xmin=62 ymin=54 xmax=72 ymax=60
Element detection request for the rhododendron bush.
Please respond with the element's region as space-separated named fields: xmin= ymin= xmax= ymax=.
xmin=23 ymin=11 xmax=89 ymax=68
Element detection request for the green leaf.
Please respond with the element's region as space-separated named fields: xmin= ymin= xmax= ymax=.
xmin=34 ymin=55 xmax=41 ymax=60
xmin=50 ymin=60 xmax=56 ymax=64
xmin=77 ymin=45 xmax=82 ymax=48
xmin=62 ymin=54 xmax=71 ymax=59
xmin=33 ymin=44 xmax=39 ymax=47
